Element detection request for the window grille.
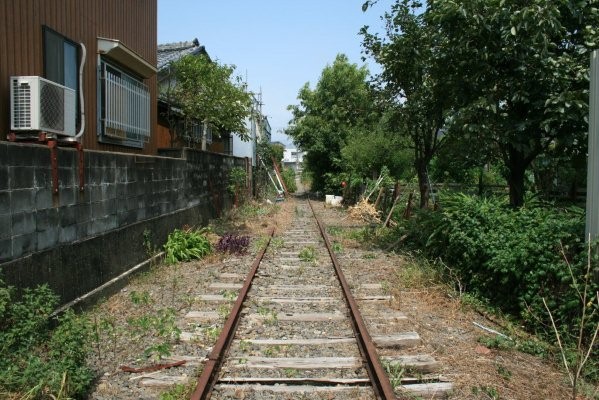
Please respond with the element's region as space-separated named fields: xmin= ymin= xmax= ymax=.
xmin=101 ymin=62 xmax=150 ymax=143
xmin=181 ymin=121 xmax=212 ymax=145
xmin=224 ymin=133 xmax=233 ymax=155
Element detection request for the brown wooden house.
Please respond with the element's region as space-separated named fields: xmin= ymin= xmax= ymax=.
xmin=0 ymin=0 xmax=158 ymax=154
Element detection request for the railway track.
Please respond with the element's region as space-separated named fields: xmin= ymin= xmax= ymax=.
xmin=188 ymin=198 xmax=451 ymax=399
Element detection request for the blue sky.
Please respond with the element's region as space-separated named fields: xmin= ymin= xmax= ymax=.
xmin=158 ymin=0 xmax=389 ymax=146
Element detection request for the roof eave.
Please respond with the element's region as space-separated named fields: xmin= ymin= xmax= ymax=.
xmin=98 ymin=37 xmax=157 ymax=79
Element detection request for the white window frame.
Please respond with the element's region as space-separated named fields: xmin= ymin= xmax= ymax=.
xmin=98 ymin=58 xmax=150 ymax=148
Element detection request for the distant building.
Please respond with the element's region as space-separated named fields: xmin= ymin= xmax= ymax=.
xmin=232 ymin=92 xmax=271 ymax=166
xmin=283 ymin=148 xmax=304 ymax=171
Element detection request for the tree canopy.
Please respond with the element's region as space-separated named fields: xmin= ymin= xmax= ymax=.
xmin=362 ymin=0 xmax=599 ymax=207
xmin=361 ymin=0 xmax=448 ymax=207
xmin=286 ymin=54 xmax=380 ymax=192
xmin=164 ymin=54 xmax=253 ymax=140
xmin=428 ymin=0 xmax=598 ymax=207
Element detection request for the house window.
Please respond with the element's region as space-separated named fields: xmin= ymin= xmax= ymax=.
xmin=224 ymin=133 xmax=233 ymax=155
xmin=99 ymin=59 xmax=150 ymax=147
xmin=44 ymin=26 xmax=78 ymax=91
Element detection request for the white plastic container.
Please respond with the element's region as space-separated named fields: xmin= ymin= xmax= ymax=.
xmin=331 ymin=196 xmax=343 ymax=207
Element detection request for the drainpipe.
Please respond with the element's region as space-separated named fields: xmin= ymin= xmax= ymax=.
xmin=75 ymin=42 xmax=86 ymax=140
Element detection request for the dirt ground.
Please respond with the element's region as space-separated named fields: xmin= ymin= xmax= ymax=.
xmin=85 ymin=195 xmax=598 ymax=399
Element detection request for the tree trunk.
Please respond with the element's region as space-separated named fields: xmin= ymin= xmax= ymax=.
xmin=478 ymin=166 xmax=484 ymax=197
xmin=507 ymin=163 xmax=526 ymax=208
xmin=416 ymin=163 xmax=429 ymax=208
xmin=505 ymin=147 xmax=530 ymax=208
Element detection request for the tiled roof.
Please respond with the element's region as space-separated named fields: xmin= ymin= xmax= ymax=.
xmin=157 ymin=38 xmax=208 ymax=70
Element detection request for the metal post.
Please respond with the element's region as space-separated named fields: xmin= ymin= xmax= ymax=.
xmin=586 ymin=50 xmax=599 ymax=240
xmin=585 ymin=50 xmax=599 ymax=282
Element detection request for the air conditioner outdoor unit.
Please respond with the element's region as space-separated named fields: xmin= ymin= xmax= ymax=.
xmin=10 ymin=76 xmax=76 ymax=136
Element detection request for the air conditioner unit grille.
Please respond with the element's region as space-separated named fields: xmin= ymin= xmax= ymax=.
xmin=11 ymin=79 xmax=32 ymax=129
xmin=40 ymin=80 xmax=65 ymax=131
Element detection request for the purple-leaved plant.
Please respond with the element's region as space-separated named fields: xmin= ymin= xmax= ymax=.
xmin=216 ymin=234 xmax=250 ymax=254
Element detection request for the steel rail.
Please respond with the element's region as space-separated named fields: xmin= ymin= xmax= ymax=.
xmin=308 ymin=199 xmax=397 ymax=400
xmin=190 ymin=227 xmax=275 ymax=400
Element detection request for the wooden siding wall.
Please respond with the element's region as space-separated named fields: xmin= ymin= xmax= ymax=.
xmin=0 ymin=0 xmax=158 ymax=154
xmin=156 ymin=123 xmax=171 ymax=149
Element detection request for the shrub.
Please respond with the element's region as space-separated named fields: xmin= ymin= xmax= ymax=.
xmin=164 ymin=227 xmax=212 ymax=264
xmin=228 ymin=167 xmax=248 ymax=205
xmin=395 ymin=193 xmax=595 ymax=336
xmin=0 ymin=278 xmax=93 ymax=398
xmin=280 ymin=167 xmax=297 ymax=193
xmin=389 ymin=193 xmax=599 ymax=385
xmin=216 ymin=234 xmax=250 ymax=254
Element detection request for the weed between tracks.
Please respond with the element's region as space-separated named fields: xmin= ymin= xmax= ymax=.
xmin=298 ymin=245 xmax=317 ymax=262
xmin=257 ymin=305 xmax=279 ymax=326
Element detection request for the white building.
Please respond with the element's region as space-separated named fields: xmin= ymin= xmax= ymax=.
xmin=283 ymin=148 xmax=304 ymax=171
xmin=232 ymin=93 xmax=271 ymax=166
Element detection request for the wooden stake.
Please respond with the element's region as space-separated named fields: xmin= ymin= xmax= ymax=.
xmin=272 ymin=156 xmax=289 ymax=196
xmin=374 ymin=187 xmax=385 ymax=209
xmin=383 ymin=186 xmax=402 ymax=227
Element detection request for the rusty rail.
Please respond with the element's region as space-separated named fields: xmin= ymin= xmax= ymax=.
xmin=190 ymin=227 xmax=275 ymax=400
xmin=308 ymin=199 xmax=397 ymax=400
xmin=191 ymin=200 xmax=398 ymax=399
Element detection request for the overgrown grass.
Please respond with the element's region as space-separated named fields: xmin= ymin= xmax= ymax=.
xmin=396 ymin=251 xmax=444 ymax=289
xmin=280 ymin=167 xmax=297 ymax=193
xmin=0 ymin=278 xmax=93 ymax=399
xmin=386 ymin=192 xmax=599 ymax=385
xmin=159 ymin=379 xmax=197 ymax=400
xmin=326 ymin=225 xmax=384 ymax=244
xmin=237 ymin=202 xmax=272 ymax=218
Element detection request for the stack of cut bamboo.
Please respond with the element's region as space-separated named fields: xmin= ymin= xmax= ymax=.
xmin=347 ymin=198 xmax=381 ymax=223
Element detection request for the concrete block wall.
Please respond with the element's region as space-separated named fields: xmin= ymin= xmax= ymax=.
xmin=0 ymin=142 xmax=246 ymax=304
xmin=0 ymin=143 xmax=55 ymax=261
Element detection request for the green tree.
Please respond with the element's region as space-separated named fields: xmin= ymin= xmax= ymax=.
xmin=164 ymin=54 xmax=253 ymax=145
xmin=341 ymin=114 xmax=413 ymax=181
xmin=427 ymin=0 xmax=598 ymax=207
xmin=361 ymin=0 xmax=448 ymax=208
xmin=286 ymin=54 xmax=379 ymax=192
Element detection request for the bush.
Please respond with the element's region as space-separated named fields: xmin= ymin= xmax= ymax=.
xmin=0 ymin=278 xmax=93 ymax=398
xmin=280 ymin=167 xmax=297 ymax=193
xmin=228 ymin=167 xmax=248 ymax=205
xmin=395 ymin=193 xmax=596 ymax=336
xmin=164 ymin=227 xmax=212 ymax=264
